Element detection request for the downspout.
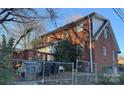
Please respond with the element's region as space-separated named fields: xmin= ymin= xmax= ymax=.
xmin=88 ymin=16 xmax=93 ymax=72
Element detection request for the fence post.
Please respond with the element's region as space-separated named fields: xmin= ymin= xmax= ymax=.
xmin=87 ymin=62 xmax=90 ymax=84
xmin=72 ymin=62 xmax=75 ymax=85
xmin=75 ymin=59 xmax=78 ymax=85
xmin=95 ymin=63 xmax=98 ymax=83
xmin=42 ymin=61 xmax=45 ymax=85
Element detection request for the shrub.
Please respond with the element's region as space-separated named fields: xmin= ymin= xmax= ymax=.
xmin=97 ymin=77 xmax=114 ymax=85
xmin=119 ymin=73 xmax=124 ymax=84
xmin=0 ymin=35 xmax=15 ymax=84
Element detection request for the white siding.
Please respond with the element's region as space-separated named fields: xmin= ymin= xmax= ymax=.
xmin=38 ymin=46 xmax=50 ymax=53
xmin=38 ymin=45 xmax=55 ymax=53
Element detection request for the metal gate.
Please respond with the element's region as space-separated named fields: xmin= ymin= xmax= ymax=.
xmin=11 ymin=59 xmax=74 ymax=85
xmin=74 ymin=60 xmax=98 ymax=85
xmin=40 ymin=61 xmax=74 ymax=85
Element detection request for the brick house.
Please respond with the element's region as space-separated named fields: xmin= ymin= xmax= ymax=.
xmin=33 ymin=12 xmax=121 ymax=73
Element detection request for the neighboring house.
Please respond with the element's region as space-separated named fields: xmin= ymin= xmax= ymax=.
xmin=12 ymin=49 xmax=54 ymax=61
xmin=34 ymin=12 xmax=120 ymax=73
xmin=118 ymin=59 xmax=124 ymax=64
xmin=118 ymin=56 xmax=124 ymax=64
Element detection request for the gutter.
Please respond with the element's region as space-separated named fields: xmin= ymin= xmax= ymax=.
xmin=88 ymin=16 xmax=93 ymax=72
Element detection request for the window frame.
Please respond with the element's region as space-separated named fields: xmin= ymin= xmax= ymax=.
xmin=104 ymin=28 xmax=109 ymax=39
xmin=103 ymin=47 xmax=107 ymax=56
xmin=76 ymin=23 xmax=84 ymax=32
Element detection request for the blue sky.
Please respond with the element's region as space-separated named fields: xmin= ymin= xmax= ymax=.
xmin=45 ymin=8 xmax=124 ymax=56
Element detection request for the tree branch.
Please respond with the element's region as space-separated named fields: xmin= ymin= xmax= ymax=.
xmin=0 ymin=9 xmax=8 ymax=15
xmin=14 ymin=28 xmax=33 ymax=48
xmin=0 ymin=12 xmax=11 ymax=24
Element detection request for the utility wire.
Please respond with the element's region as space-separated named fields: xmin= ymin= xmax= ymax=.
xmin=113 ymin=8 xmax=124 ymax=23
xmin=116 ymin=8 xmax=124 ymax=19
xmin=118 ymin=8 xmax=124 ymax=17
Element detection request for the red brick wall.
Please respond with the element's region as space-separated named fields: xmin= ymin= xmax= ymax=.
xmin=93 ymin=27 xmax=118 ymax=67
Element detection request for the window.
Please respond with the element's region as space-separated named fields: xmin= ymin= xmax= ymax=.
xmin=103 ymin=47 xmax=107 ymax=56
xmin=104 ymin=28 xmax=109 ymax=39
xmin=112 ymin=51 xmax=115 ymax=62
xmin=76 ymin=23 xmax=84 ymax=32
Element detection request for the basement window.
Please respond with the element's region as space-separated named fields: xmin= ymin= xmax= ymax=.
xmin=103 ymin=47 xmax=107 ymax=56
xmin=76 ymin=23 xmax=84 ymax=32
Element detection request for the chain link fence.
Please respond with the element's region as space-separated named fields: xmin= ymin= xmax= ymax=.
xmin=40 ymin=61 xmax=74 ymax=85
xmin=74 ymin=60 xmax=97 ymax=85
xmin=95 ymin=64 xmax=120 ymax=84
xmin=11 ymin=59 xmax=74 ymax=85
xmin=11 ymin=59 xmax=119 ymax=85
xmin=74 ymin=60 xmax=119 ymax=85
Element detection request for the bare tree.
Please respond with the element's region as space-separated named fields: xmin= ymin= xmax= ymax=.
xmin=9 ymin=20 xmax=45 ymax=49
xmin=0 ymin=8 xmax=58 ymax=49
